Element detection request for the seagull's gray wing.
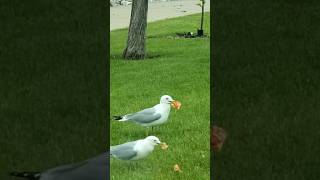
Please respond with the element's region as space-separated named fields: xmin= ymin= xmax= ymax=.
xmin=126 ymin=108 xmax=161 ymax=124
xmin=40 ymin=152 xmax=108 ymax=180
xmin=110 ymin=141 xmax=137 ymax=160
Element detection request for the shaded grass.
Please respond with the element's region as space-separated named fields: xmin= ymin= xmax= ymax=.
xmin=212 ymin=1 xmax=320 ymax=180
xmin=110 ymin=13 xmax=210 ymax=179
xmin=0 ymin=1 xmax=108 ymax=179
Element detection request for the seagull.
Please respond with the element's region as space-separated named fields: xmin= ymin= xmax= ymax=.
xmin=10 ymin=152 xmax=109 ymax=180
xmin=110 ymin=136 xmax=161 ymax=161
xmin=113 ymin=95 xmax=174 ymax=135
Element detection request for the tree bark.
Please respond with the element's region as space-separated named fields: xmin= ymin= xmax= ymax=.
xmin=123 ymin=0 xmax=148 ymax=60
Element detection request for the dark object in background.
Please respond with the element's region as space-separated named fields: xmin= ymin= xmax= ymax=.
xmin=211 ymin=126 xmax=227 ymax=152
xmin=176 ymin=31 xmax=207 ymax=38
xmin=184 ymin=32 xmax=196 ymax=38
xmin=197 ymin=29 xmax=204 ymax=36
xmin=10 ymin=153 xmax=109 ymax=180
xmin=198 ymin=0 xmax=205 ymax=36
xmin=176 ymin=32 xmax=196 ymax=38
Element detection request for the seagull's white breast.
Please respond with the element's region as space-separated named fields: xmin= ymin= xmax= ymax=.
xmin=148 ymin=104 xmax=171 ymax=126
xmin=131 ymin=140 xmax=154 ymax=160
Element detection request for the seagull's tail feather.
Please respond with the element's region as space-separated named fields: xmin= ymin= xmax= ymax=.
xmin=113 ymin=115 xmax=128 ymax=121
xmin=10 ymin=171 xmax=41 ymax=180
xmin=113 ymin=115 xmax=123 ymax=120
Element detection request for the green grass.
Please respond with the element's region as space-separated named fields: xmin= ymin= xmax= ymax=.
xmin=0 ymin=1 xmax=108 ymax=179
xmin=212 ymin=1 xmax=320 ymax=179
xmin=110 ymin=13 xmax=210 ymax=180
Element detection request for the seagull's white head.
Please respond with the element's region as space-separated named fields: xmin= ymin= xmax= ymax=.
xmin=160 ymin=95 xmax=174 ymax=104
xmin=145 ymin=136 xmax=161 ymax=146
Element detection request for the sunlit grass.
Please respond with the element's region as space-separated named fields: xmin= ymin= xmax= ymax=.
xmin=110 ymin=13 xmax=210 ymax=180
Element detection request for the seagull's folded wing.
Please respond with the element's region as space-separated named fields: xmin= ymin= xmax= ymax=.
xmin=110 ymin=141 xmax=137 ymax=160
xmin=126 ymin=108 xmax=161 ymax=123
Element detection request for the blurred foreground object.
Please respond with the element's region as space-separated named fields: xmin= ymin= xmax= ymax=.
xmin=211 ymin=126 xmax=227 ymax=152
xmin=10 ymin=153 xmax=108 ymax=180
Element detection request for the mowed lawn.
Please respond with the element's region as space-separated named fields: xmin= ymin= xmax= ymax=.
xmin=110 ymin=13 xmax=210 ymax=180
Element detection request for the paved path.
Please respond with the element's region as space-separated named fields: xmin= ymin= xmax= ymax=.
xmin=110 ymin=0 xmax=210 ymax=30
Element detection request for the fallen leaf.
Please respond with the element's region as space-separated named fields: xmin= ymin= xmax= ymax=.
xmin=173 ymin=164 xmax=182 ymax=172
xmin=160 ymin=142 xmax=169 ymax=150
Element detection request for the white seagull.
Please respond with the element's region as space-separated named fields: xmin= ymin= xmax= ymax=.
xmin=113 ymin=95 xmax=174 ymax=135
xmin=110 ymin=136 xmax=161 ymax=161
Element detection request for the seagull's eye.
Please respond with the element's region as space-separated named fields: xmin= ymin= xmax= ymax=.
xmin=166 ymin=98 xmax=169 ymax=100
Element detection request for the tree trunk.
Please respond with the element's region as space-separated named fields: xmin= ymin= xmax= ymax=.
xmin=123 ymin=0 xmax=148 ymax=60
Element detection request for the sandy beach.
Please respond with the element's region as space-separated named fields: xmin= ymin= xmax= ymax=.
xmin=110 ymin=0 xmax=210 ymax=30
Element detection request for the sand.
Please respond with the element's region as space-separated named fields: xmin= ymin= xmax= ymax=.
xmin=110 ymin=0 xmax=210 ymax=30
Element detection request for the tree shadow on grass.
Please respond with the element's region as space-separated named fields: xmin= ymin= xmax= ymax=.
xmin=147 ymin=32 xmax=210 ymax=39
xmin=110 ymin=53 xmax=161 ymax=61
